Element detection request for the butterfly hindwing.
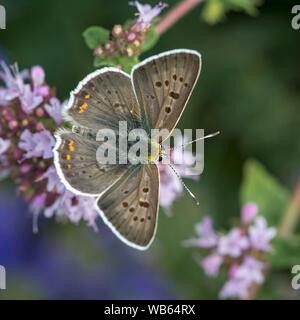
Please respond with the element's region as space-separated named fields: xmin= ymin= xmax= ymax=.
xmin=96 ymin=164 xmax=159 ymax=249
xmin=132 ymin=49 xmax=201 ymax=138
xmin=54 ymin=129 xmax=128 ymax=196
xmin=65 ymin=68 xmax=141 ymax=132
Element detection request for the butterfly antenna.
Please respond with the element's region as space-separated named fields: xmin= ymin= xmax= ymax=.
xmin=182 ymin=131 xmax=220 ymax=148
xmin=168 ymin=163 xmax=200 ymax=206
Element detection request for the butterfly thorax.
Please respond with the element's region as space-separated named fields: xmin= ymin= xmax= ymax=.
xmin=148 ymin=139 xmax=164 ymax=162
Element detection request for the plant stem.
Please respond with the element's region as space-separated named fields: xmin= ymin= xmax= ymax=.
xmin=279 ymin=179 xmax=300 ymax=237
xmin=156 ymin=0 xmax=204 ymax=35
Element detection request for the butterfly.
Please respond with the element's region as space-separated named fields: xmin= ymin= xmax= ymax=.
xmin=54 ymin=49 xmax=201 ymax=250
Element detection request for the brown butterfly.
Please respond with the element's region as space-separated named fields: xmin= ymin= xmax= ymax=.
xmin=54 ymin=49 xmax=201 ymax=250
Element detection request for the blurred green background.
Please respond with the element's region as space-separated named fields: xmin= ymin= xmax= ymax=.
xmin=0 ymin=0 xmax=300 ymax=299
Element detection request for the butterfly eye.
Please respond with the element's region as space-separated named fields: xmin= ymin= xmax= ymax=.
xmin=158 ymin=156 xmax=163 ymax=162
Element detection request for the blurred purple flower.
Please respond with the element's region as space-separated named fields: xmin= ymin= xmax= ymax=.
xmin=158 ymin=164 xmax=182 ymax=210
xmin=44 ymin=97 xmax=64 ymax=124
xmin=19 ymin=129 xmax=55 ymax=159
xmin=30 ymin=193 xmax=47 ymax=215
xmin=31 ymin=66 xmax=49 ymax=97
xmin=67 ymin=195 xmax=98 ymax=229
xmin=0 ymin=62 xmax=44 ymax=113
xmin=186 ymin=203 xmax=276 ymax=299
xmin=20 ymin=84 xmax=43 ymax=113
xmin=184 ymin=216 xmax=218 ymax=248
xmin=249 ymin=216 xmax=276 ymax=252
xmin=31 ymin=66 xmax=45 ymax=87
xmin=0 ymin=62 xmax=26 ymax=101
xmin=201 ymin=254 xmax=223 ymax=277
xmin=158 ymin=136 xmax=198 ymax=212
xmin=218 ymin=228 xmax=249 ymax=257
xmin=241 ymin=202 xmax=258 ymax=224
xmin=220 ymin=256 xmax=264 ymax=299
xmin=130 ymin=1 xmax=168 ymax=30
xmin=39 ymin=165 xmax=98 ymax=230
xmin=219 ymin=277 xmax=249 ymax=299
xmin=44 ymin=189 xmax=98 ymax=231
xmin=0 ymin=88 xmax=7 ymax=105
xmin=235 ymin=256 xmax=264 ymax=284
xmin=0 ymin=61 xmax=99 ymax=230
xmin=41 ymin=165 xmax=65 ymax=193
xmin=0 ymin=137 xmax=10 ymax=154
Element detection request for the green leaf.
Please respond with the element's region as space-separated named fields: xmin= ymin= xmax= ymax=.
xmin=93 ymin=55 xmax=138 ymax=74
xmin=240 ymin=159 xmax=290 ymax=226
xmin=201 ymin=0 xmax=225 ymax=25
xmin=226 ymin=0 xmax=261 ymax=16
xmin=201 ymin=0 xmax=262 ymax=24
xmin=93 ymin=56 xmax=116 ymax=68
xmin=83 ymin=26 xmax=110 ymax=49
xmin=269 ymin=236 xmax=300 ymax=270
xmin=117 ymin=55 xmax=139 ymax=73
xmin=141 ymin=26 xmax=159 ymax=52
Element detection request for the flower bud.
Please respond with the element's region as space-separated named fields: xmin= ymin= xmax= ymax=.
xmin=112 ymin=24 xmax=123 ymax=37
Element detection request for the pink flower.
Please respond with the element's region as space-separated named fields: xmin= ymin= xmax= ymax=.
xmin=19 ymin=129 xmax=55 ymax=159
xmin=0 ymin=62 xmax=27 ymax=101
xmin=0 ymin=138 xmax=10 ymax=155
xmin=219 ymin=256 xmax=265 ymax=299
xmin=0 ymin=89 xmax=7 ymax=106
xmin=130 ymin=1 xmax=168 ymax=30
xmin=1 ymin=61 xmax=98 ymax=230
xmin=44 ymin=97 xmax=64 ymax=124
xmin=158 ymin=163 xmax=182 ymax=210
xmin=31 ymin=66 xmax=45 ymax=87
xmin=158 ymin=136 xmax=198 ymax=212
xmin=44 ymin=189 xmax=98 ymax=231
xmin=241 ymin=202 xmax=258 ymax=224
xmin=235 ymin=256 xmax=265 ymax=285
xmin=249 ymin=216 xmax=276 ymax=252
xmin=0 ymin=62 xmax=45 ymax=113
xmin=31 ymin=66 xmax=49 ymax=97
xmin=201 ymin=254 xmax=223 ymax=277
xmin=20 ymin=84 xmax=43 ymax=113
xmin=39 ymin=166 xmax=98 ymax=230
xmin=217 ymin=228 xmax=249 ymax=257
xmin=219 ymin=277 xmax=249 ymax=299
xmin=183 ymin=216 xmax=218 ymax=248
xmin=41 ymin=165 xmax=65 ymax=194
xmin=30 ymin=193 xmax=47 ymax=215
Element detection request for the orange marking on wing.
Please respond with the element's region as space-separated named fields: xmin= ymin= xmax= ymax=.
xmin=85 ymin=94 xmax=91 ymax=99
xmin=68 ymin=140 xmax=75 ymax=152
xmin=79 ymin=102 xmax=88 ymax=113
xmin=66 ymin=154 xmax=71 ymax=161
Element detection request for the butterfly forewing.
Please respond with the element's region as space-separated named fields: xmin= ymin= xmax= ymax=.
xmin=65 ymin=68 xmax=141 ymax=132
xmin=54 ymin=129 xmax=128 ymax=196
xmin=97 ymin=164 xmax=159 ymax=249
xmin=132 ymin=50 xmax=201 ymax=138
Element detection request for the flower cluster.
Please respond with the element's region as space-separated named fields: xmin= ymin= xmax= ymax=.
xmin=0 ymin=62 xmax=98 ymax=230
xmin=93 ymin=1 xmax=167 ymax=65
xmin=184 ymin=203 xmax=276 ymax=299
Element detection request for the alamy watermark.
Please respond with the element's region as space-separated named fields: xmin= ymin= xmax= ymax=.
xmin=70 ymin=123 xmax=219 ymax=176
xmin=291 ymin=5 xmax=300 ymax=30
xmin=291 ymin=265 xmax=300 ymax=290
xmin=0 ymin=264 xmax=5 ymax=290
xmin=0 ymin=4 xmax=6 ymax=30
